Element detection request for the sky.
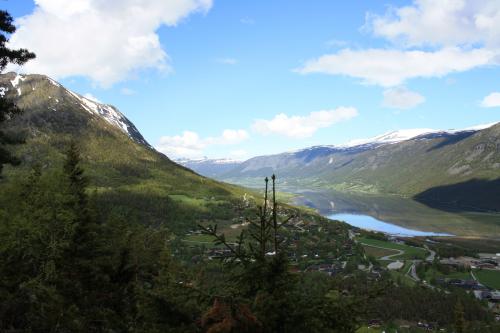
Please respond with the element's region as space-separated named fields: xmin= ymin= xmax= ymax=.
xmin=3 ymin=0 xmax=500 ymax=160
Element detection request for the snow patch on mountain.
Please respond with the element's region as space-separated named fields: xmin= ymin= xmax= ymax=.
xmin=341 ymin=123 xmax=498 ymax=148
xmin=67 ymin=90 xmax=131 ymax=135
xmin=11 ymin=74 xmax=25 ymax=88
xmin=176 ymin=157 xmax=243 ymax=165
xmin=0 ymin=73 xmax=151 ymax=148
xmin=345 ymin=128 xmax=436 ymax=147
xmin=285 ymin=122 xmax=499 ymax=156
xmin=11 ymin=74 xmax=25 ymax=96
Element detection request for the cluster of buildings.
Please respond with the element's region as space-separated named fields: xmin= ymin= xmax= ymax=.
xmin=474 ymin=290 xmax=500 ymax=303
xmin=435 ymin=278 xmax=482 ymax=290
xmin=304 ymin=263 xmax=343 ymax=276
xmin=439 ymin=254 xmax=500 ymax=270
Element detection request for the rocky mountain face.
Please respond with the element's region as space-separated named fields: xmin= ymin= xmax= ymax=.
xmin=0 ymin=72 xmax=149 ymax=147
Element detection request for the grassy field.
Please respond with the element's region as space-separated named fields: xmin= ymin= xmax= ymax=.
xmin=182 ymin=233 xmax=220 ymax=248
xmin=423 ymin=268 xmax=472 ymax=283
xmin=387 ymin=261 xmax=417 ymax=287
xmin=432 ymin=237 xmax=500 ymax=253
xmin=362 ymin=244 xmax=400 ymax=258
xmin=357 ymin=237 xmax=427 ymax=260
xmin=474 ymin=269 xmax=500 ymax=289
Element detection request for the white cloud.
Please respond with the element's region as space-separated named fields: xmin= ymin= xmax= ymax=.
xmin=480 ymin=92 xmax=500 ymax=108
xmin=367 ymin=0 xmax=500 ymax=48
xmin=9 ymin=0 xmax=213 ymax=87
xmin=215 ymin=129 xmax=249 ymax=144
xmin=83 ymin=93 xmax=101 ymax=103
xmin=297 ymin=1 xmax=500 ymax=87
xmin=216 ymin=58 xmax=238 ymax=65
xmin=252 ymin=107 xmax=358 ymax=139
xmin=296 ymin=47 xmax=495 ymax=87
xmin=156 ymin=129 xmax=249 ymax=158
xmin=382 ymin=87 xmax=425 ymax=109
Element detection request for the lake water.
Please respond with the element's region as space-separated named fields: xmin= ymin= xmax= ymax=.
xmin=328 ymin=213 xmax=452 ymax=237
xmin=293 ymin=190 xmax=499 ymax=238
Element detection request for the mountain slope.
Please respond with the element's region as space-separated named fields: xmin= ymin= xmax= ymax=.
xmin=0 ymin=72 xmax=251 ymax=232
xmin=176 ymin=158 xmax=243 ymax=178
xmin=181 ymin=123 xmax=500 ymax=211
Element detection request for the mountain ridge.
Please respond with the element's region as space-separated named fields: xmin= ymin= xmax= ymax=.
xmin=180 ymin=122 xmax=500 ymax=211
xmin=2 ymin=72 xmax=151 ymax=147
xmin=181 ymin=121 xmax=499 ymax=175
xmin=0 ymin=72 xmax=250 ymax=233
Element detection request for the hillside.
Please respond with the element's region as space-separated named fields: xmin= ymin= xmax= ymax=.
xmin=182 ymin=124 xmax=500 ymax=211
xmin=177 ymin=158 xmax=243 ymax=178
xmin=0 ymin=72 xmax=252 ymax=233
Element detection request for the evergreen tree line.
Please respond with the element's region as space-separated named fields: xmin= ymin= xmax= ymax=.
xmin=0 ymin=4 xmax=498 ymax=331
xmin=0 ymin=149 xmax=498 ymax=332
xmin=0 ymin=143 xmax=199 ymax=332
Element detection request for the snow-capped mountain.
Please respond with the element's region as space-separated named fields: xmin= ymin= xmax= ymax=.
xmin=0 ymin=72 xmax=250 ymax=232
xmin=1 ymin=73 xmax=150 ymax=147
xmin=344 ymin=124 xmax=497 ymax=148
xmin=180 ymin=122 xmax=500 ymax=209
xmin=177 ymin=157 xmax=243 ymax=177
xmin=344 ymin=128 xmax=437 ymax=147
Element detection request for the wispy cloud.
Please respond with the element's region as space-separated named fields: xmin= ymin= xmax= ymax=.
xmin=481 ymin=92 xmax=500 ymax=108
xmin=156 ymin=129 xmax=249 ymax=158
xmin=366 ymin=0 xmax=500 ymax=48
xmin=252 ymin=107 xmax=358 ymax=139
xmin=382 ymin=87 xmax=425 ymax=109
xmin=296 ymin=47 xmax=495 ymax=87
xmin=296 ymin=0 xmax=500 ymax=87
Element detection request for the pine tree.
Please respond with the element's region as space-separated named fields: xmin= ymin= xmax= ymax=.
xmin=200 ymin=175 xmax=298 ymax=332
xmin=0 ymin=10 xmax=35 ymax=71
xmin=59 ymin=142 xmax=110 ymax=330
xmin=454 ymin=300 xmax=466 ymax=333
xmin=0 ymin=8 xmax=35 ymax=176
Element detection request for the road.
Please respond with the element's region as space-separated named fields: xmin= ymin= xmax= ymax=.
xmin=409 ymin=261 xmax=420 ymax=281
xmin=360 ymin=243 xmax=405 ymax=260
xmin=424 ymin=245 xmax=436 ymax=262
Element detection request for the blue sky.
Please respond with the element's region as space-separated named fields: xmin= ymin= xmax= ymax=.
xmin=4 ymin=0 xmax=500 ymax=159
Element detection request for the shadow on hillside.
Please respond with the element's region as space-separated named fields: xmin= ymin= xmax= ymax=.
xmin=414 ymin=178 xmax=500 ymax=213
xmin=426 ymin=131 xmax=476 ymax=152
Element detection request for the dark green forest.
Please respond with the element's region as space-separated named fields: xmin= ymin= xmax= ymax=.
xmin=0 ymin=145 xmax=498 ymax=332
xmin=0 ymin=6 xmax=498 ymax=333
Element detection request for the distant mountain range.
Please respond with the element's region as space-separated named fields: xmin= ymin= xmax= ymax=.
xmin=0 ymin=72 xmax=247 ymax=232
xmin=180 ymin=123 xmax=500 ymax=212
xmin=3 ymin=72 xmax=497 ymax=215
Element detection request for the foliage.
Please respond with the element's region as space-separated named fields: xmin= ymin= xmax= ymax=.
xmin=0 ymin=8 xmax=35 ymax=176
xmin=0 ymin=144 xmax=197 ymax=332
xmin=199 ymin=175 xmax=363 ymax=333
xmin=0 ymin=10 xmax=35 ymax=71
